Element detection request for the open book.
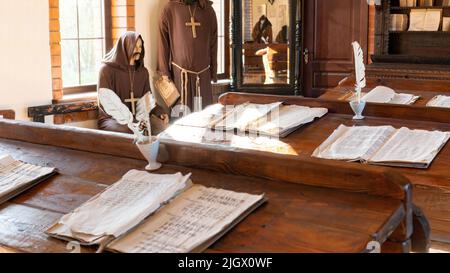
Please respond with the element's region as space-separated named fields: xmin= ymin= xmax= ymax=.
xmin=409 ymin=9 xmax=442 ymax=31
xmin=427 ymin=95 xmax=450 ymax=108
xmin=312 ymin=125 xmax=450 ymax=168
xmin=345 ymin=86 xmax=419 ymax=105
xmin=46 ymin=170 xmax=266 ymax=253
xmin=173 ymin=102 xmax=328 ymax=138
xmin=0 ymin=154 xmax=56 ymax=204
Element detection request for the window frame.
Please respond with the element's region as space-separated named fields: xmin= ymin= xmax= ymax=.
xmin=60 ymin=0 xmax=112 ymax=95
xmin=216 ymin=0 xmax=231 ymax=80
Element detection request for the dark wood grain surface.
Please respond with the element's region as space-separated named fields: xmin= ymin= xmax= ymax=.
xmin=0 ymin=136 xmax=408 ymax=253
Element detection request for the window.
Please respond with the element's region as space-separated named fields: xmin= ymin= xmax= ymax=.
xmin=212 ymin=0 xmax=230 ymax=80
xmin=59 ymin=0 xmax=110 ymax=94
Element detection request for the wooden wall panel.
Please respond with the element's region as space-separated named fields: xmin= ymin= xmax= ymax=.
xmin=303 ymin=0 xmax=369 ymax=97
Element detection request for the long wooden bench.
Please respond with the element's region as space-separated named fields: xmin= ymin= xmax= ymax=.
xmin=0 ymin=110 xmax=15 ymax=120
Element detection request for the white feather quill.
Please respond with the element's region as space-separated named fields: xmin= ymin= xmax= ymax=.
xmin=136 ymin=92 xmax=156 ymax=122
xmin=98 ymin=88 xmax=134 ymax=125
xmin=352 ymin=41 xmax=366 ymax=103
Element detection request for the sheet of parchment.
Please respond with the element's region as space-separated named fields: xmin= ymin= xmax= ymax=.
xmin=369 ymin=127 xmax=450 ymax=165
xmin=0 ymin=154 xmax=55 ymax=201
xmin=108 ymin=185 xmax=264 ymax=253
xmin=247 ymin=105 xmax=328 ymax=137
xmin=57 ymin=170 xmax=191 ymax=238
xmin=312 ymin=125 xmax=396 ymax=161
xmin=213 ymin=102 xmax=282 ymax=131
xmin=427 ymin=95 xmax=450 ymax=108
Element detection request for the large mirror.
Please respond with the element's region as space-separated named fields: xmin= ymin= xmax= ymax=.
xmin=231 ymin=0 xmax=301 ymax=95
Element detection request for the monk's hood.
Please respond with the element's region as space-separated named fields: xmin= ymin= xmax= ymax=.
xmin=170 ymin=0 xmax=212 ymax=9
xmin=103 ymin=31 xmax=146 ymax=70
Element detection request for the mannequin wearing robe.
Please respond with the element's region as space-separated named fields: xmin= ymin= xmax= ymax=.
xmin=157 ymin=0 xmax=218 ymax=111
xmin=98 ymin=32 xmax=167 ymax=134
xmin=252 ymin=15 xmax=273 ymax=44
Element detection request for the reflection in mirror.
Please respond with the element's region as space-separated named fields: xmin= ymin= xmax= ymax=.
xmin=242 ymin=0 xmax=290 ymax=85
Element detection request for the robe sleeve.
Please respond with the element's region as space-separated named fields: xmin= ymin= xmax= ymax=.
xmin=157 ymin=6 xmax=172 ymax=78
xmin=97 ymin=64 xmax=132 ymax=134
xmin=210 ymin=7 xmax=218 ymax=83
xmin=98 ymin=64 xmax=113 ymax=89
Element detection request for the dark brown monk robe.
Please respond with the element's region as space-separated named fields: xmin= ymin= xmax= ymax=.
xmin=98 ymin=31 xmax=167 ymax=134
xmin=252 ymin=15 xmax=273 ymax=44
xmin=157 ymin=0 xmax=218 ymax=111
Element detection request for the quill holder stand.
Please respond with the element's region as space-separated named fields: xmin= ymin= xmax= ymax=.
xmin=349 ymin=100 xmax=366 ymax=120
xmin=136 ymin=137 xmax=162 ymax=171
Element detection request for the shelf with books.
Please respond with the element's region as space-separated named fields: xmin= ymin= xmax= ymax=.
xmin=373 ymin=0 xmax=450 ymax=66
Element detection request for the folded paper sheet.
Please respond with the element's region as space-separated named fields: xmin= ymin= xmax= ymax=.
xmin=54 ymin=171 xmax=191 ymax=240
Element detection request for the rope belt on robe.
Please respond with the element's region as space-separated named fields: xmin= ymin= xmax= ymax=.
xmin=171 ymin=62 xmax=210 ymax=107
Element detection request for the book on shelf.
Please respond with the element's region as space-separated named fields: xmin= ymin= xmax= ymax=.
xmin=390 ymin=14 xmax=409 ymax=31
xmin=400 ymin=0 xmax=417 ymax=7
xmin=46 ymin=170 xmax=266 ymax=253
xmin=0 ymin=154 xmax=56 ymax=204
xmin=427 ymin=95 xmax=450 ymax=108
xmin=409 ymin=9 xmax=442 ymax=31
xmin=418 ymin=0 xmax=434 ymax=6
xmin=443 ymin=17 xmax=450 ymax=31
xmin=171 ymin=102 xmax=328 ymax=138
xmin=312 ymin=125 xmax=450 ymax=169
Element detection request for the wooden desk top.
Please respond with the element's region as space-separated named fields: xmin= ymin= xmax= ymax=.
xmin=0 ymin=124 xmax=408 ymax=253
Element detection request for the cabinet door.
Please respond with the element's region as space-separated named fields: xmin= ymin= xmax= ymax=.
xmin=302 ymin=0 xmax=368 ymax=97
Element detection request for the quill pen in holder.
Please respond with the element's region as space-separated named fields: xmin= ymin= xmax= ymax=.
xmin=350 ymin=41 xmax=366 ymax=120
xmin=98 ymin=88 xmax=162 ymax=171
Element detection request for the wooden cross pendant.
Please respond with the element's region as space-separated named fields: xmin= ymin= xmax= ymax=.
xmin=125 ymin=91 xmax=139 ymax=115
xmin=186 ymin=17 xmax=201 ymax=38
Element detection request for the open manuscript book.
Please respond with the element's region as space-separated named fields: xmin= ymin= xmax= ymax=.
xmin=173 ymin=102 xmax=328 ymax=138
xmin=427 ymin=95 xmax=450 ymax=108
xmin=46 ymin=170 xmax=266 ymax=253
xmin=344 ymin=86 xmax=419 ymax=105
xmin=312 ymin=125 xmax=450 ymax=169
xmin=0 ymin=154 xmax=56 ymax=204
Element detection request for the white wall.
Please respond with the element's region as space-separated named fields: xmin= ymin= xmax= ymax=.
xmin=0 ymin=0 xmax=53 ymax=120
xmin=0 ymin=0 xmax=165 ymax=122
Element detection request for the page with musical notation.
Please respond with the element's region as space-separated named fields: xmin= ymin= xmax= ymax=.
xmin=0 ymin=154 xmax=55 ymax=204
xmin=107 ymin=185 xmax=265 ymax=253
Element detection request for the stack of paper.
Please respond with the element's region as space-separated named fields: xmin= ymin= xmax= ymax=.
xmin=0 ymin=154 xmax=56 ymax=204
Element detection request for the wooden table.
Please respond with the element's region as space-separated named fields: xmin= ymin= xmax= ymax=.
xmin=0 ymin=119 xmax=425 ymax=253
xmin=156 ymin=92 xmax=450 ymax=246
xmin=320 ymin=75 xmax=450 ymax=106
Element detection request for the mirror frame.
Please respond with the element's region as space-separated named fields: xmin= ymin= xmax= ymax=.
xmin=230 ymin=0 xmax=302 ymax=95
